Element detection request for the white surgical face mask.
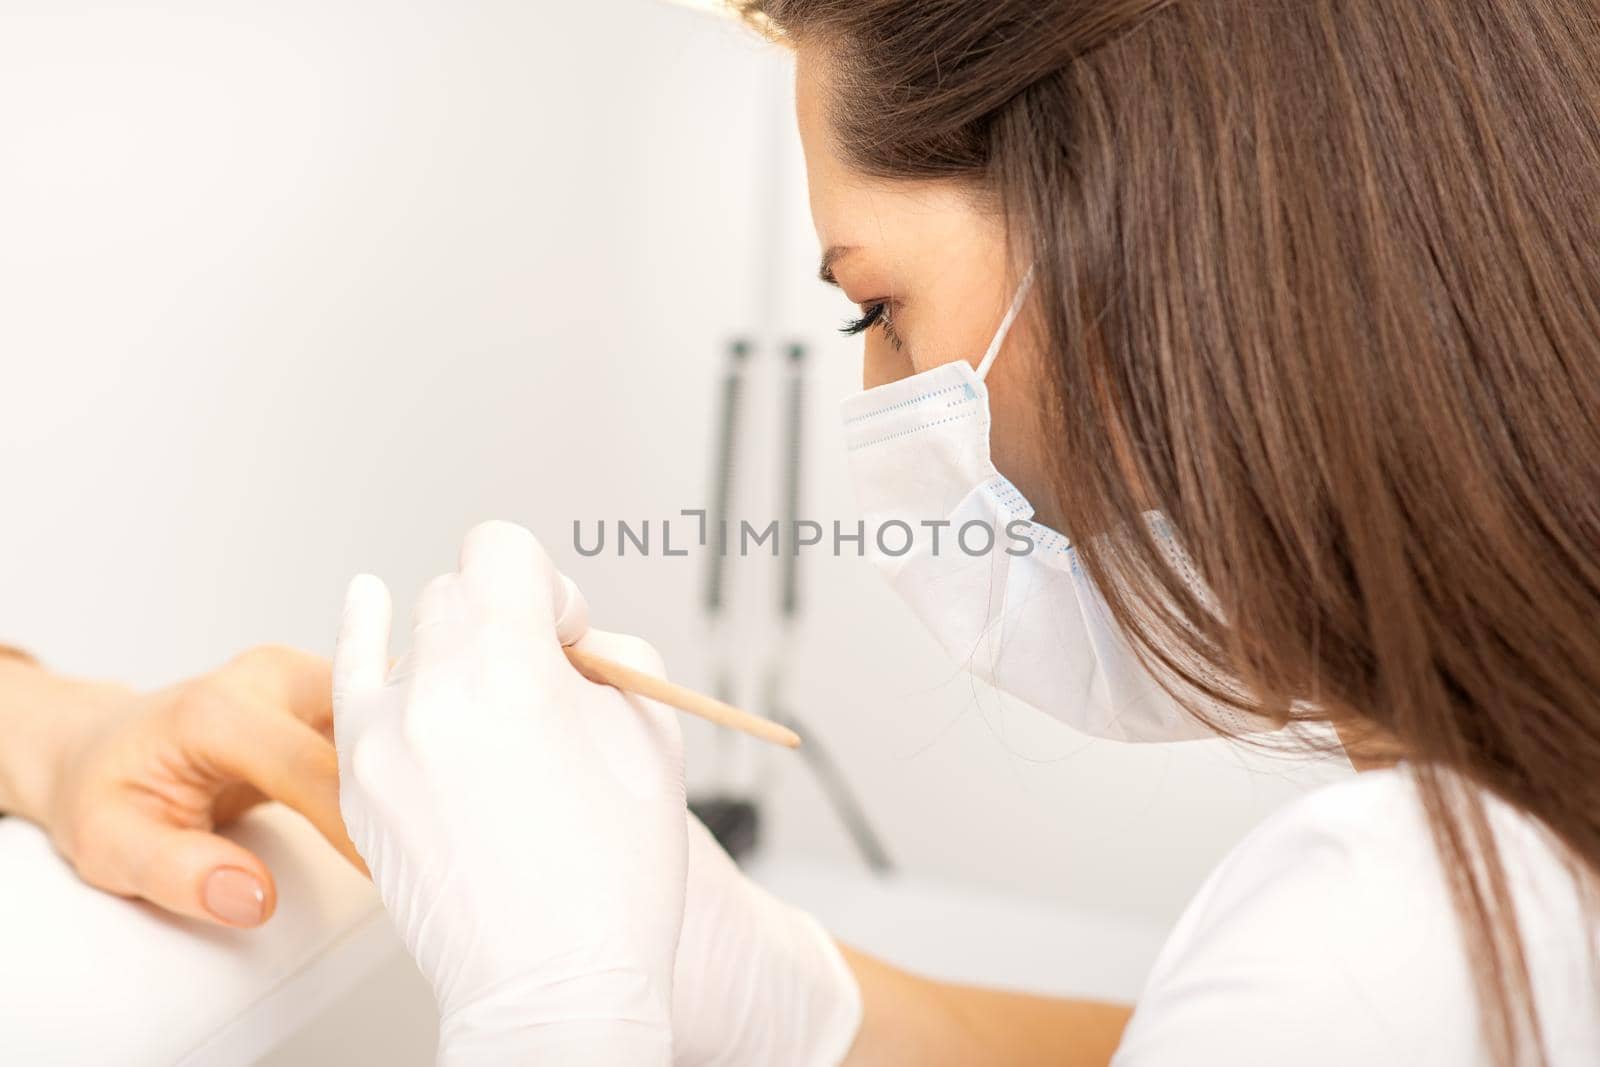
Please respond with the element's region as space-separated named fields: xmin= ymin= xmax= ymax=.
xmin=841 ymin=279 xmax=1264 ymax=742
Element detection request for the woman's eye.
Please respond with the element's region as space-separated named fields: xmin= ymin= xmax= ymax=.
xmin=839 ymin=301 xmax=885 ymax=336
xmin=839 ymin=302 xmax=903 ymax=350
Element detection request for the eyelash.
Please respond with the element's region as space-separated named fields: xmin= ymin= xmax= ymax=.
xmin=839 ymin=301 xmax=904 ymax=351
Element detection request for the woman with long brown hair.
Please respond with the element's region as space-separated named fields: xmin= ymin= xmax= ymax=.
xmin=328 ymin=2 xmax=1600 ymax=1065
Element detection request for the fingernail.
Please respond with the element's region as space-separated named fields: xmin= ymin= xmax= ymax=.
xmin=203 ymin=867 xmax=267 ymax=927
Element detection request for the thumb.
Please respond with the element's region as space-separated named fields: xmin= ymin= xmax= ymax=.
xmin=87 ymin=808 xmax=277 ymax=928
xmin=553 ymin=572 xmax=590 ymax=646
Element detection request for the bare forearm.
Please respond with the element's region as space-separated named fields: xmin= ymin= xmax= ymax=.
xmin=839 ymin=945 xmax=1132 ymax=1067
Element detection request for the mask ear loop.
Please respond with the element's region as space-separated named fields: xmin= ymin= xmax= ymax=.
xmin=974 ymin=268 xmax=1037 ymax=382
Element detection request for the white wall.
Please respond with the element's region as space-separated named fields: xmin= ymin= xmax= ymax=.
xmin=0 ymin=0 xmax=1345 ymax=964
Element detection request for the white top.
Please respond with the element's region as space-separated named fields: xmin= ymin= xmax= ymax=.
xmin=1114 ymin=768 xmax=1600 ymax=1067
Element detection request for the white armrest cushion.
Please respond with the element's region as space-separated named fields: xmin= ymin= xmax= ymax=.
xmin=0 ymin=804 xmax=402 ymax=1066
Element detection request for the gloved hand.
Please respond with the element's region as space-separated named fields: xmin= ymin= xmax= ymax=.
xmin=333 ymin=521 xmax=687 ymax=1066
xmin=671 ymin=814 xmax=863 ymax=1067
xmin=551 ymin=594 xmax=863 ymax=1067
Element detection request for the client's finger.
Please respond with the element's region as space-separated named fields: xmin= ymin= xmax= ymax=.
xmin=214 ymin=645 xmax=338 ymax=734
xmin=196 ymin=701 xmax=367 ymax=874
xmin=247 ymin=645 xmax=336 ymax=734
xmin=86 ymin=808 xmax=278 ymax=928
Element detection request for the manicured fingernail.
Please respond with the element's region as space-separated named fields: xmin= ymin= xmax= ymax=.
xmin=203 ymin=867 xmax=267 ymax=927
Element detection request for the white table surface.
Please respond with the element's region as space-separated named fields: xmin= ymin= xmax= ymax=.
xmin=2 ymin=803 xmax=1168 ymax=1065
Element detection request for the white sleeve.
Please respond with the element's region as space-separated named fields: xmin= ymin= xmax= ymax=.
xmin=1111 ymin=783 xmax=1483 ymax=1067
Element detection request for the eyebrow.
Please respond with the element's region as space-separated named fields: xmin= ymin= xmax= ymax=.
xmin=817 ymin=244 xmax=855 ymax=286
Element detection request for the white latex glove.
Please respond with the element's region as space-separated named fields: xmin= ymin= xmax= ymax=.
xmin=671 ymin=815 xmax=863 ymax=1067
xmin=333 ymin=521 xmax=687 ymax=1066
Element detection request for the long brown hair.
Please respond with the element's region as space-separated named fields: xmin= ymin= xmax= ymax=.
xmin=742 ymin=1 xmax=1600 ymax=1062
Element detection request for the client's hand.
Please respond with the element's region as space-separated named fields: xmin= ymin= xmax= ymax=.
xmin=333 ymin=521 xmax=687 ymax=1067
xmin=0 ymin=645 xmax=360 ymax=928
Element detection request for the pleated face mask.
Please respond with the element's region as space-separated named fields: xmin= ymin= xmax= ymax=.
xmin=840 ymin=277 xmax=1269 ymax=742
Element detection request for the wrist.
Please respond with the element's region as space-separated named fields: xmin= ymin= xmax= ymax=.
xmin=438 ymin=1018 xmax=673 ymax=1067
xmin=756 ymin=899 xmax=863 ymax=1067
xmin=677 ymin=875 xmax=861 ymax=1067
xmin=0 ymin=657 xmax=123 ymax=825
xmin=437 ymin=968 xmax=675 ymax=1067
